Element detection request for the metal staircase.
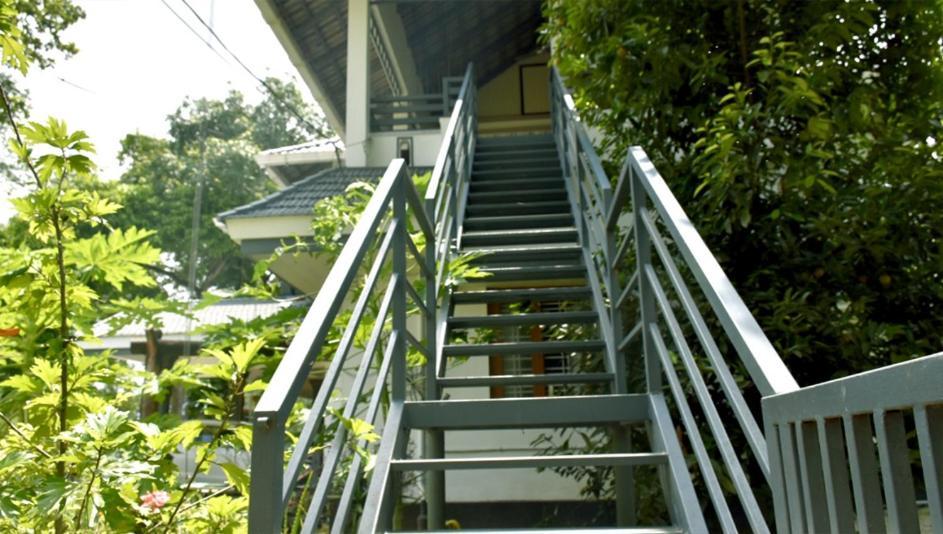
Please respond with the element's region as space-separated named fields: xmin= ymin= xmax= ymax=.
xmin=247 ymin=63 xmax=943 ymax=533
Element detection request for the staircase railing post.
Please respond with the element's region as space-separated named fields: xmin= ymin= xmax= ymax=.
xmin=422 ymin=178 xmax=444 ymax=530
xmin=392 ymin=171 xmax=408 ymax=403
xmin=248 ymin=415 xmax=284 ymax=534
xmin=630 ymin=161 xmax=661 ymax=392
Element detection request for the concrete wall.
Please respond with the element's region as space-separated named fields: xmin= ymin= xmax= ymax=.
xmin=478 ymin=52 xmax=552 ymax=134
xmin=365 ymin=122 xmax=446 ymax=168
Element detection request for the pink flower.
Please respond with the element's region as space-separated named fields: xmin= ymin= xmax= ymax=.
xmin=140 ymin=490 xmax=170 ymax=511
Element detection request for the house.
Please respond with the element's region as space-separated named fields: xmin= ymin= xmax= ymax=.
xmin=219 ymin=1 xmax=943 ymax=532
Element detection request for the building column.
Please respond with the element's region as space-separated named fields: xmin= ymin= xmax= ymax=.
xmin=346 ymin=0 xmax=370 ymax=166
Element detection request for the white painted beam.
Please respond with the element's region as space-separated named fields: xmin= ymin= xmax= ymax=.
xmin=345 ymin=0 xmax=371 ymax=166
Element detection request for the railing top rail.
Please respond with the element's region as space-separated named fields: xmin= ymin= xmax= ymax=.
xmin=253 ymin=159 xmax=408 ymax=419
xmin=551 ymin=69 xmax=612 ymax=198
xmin=424 ymin=62 xmax=474 ymax=206
xmin=763 ymin=352 xmax=943 ymax=422
xmin=626 ymin=146 xmax=799 ymax=397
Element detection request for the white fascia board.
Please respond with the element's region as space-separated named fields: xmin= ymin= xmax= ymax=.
xmin=255 ymin=148 xmax=344 ymax=168
xmin=253 ymin=0 xmax=346 ymax=139
xmin=221 ymin=215 xmax=314 ymax=243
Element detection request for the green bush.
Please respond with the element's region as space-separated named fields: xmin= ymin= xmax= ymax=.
xmin=544 ymin=0 xmax=943 ymax=383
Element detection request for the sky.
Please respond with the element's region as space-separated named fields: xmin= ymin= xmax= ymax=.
xmin=0 ymin=0 xmax=318 ymax=222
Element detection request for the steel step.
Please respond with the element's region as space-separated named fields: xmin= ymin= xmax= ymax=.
xmin=462 ymin=227 xmax=577 ymax=247
xmin=476 ymin=135 xmax=553 ymax=148
xmin=437 ymin=372 xmax=612 ymax=387
xmin=444 ymin=339 xmax=605 ymax=356
xmin=452 ymin=286 xmax=591 ymax=304
xmin=464 ymin=200 xmax=570 ymax=216
xmin=466 ymin=243 xmax=581 ymax=263
xmin=404 ymin=394 xmax=650 ymax=429
xmin=472 ymin=167 xmax=562 ymax=180
xmin=474 ymin=147 xmax=558 ymax=161
xmin=474 ymin=159 xmax=560 ymax=171
xmin=469 ymin=177 xmax=564 ymax=192
xmin=396 ymin=528 xmax=683 ymax=534
xmin=467 ymin=189 xmax=567 ymax=203
xmin=448 ymin=311 xmax=598 ymax=328
xmin=463 ymin=213 xmax=574 ymax=231
xmin=391 ymin=452 xmax=667 ymax=471
xmin=474 ymin=263 xmax=585 ymax=282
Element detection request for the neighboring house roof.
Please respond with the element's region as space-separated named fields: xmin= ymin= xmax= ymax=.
xmin=216 ymin=166 xmax=430 ymax=221
xmin=83 ymin=298 xmax=300 ymax=358
xmin=256 ymin=138 xmax=345 ymax=186
xmin=255 ymin=0 xmax=542 ymax=135
xmin=105 ymin=299 xmax=297 ymax=338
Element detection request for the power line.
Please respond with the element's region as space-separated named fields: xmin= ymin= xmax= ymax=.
xmin=175 ymin=0 xmax=331 ymax=140
xmin=159 ymin=0 xmax=231 ymax=67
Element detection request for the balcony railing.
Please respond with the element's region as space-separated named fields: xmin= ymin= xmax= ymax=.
xmin=764 ymin=352 xmax=943 ymax=533
xmin=370 ymin=76 xmax=465 ymax=132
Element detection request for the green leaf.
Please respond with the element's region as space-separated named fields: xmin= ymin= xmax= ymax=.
xmin=219 ymin=462 xmax=250 ymax=495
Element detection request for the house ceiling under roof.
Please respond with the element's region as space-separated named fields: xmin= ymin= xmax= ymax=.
xmin=263 ymin=0 xmax=543 ymax=132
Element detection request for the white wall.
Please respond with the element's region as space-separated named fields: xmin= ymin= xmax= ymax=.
xmin=365 ymin=121 xmax=446 ymax=168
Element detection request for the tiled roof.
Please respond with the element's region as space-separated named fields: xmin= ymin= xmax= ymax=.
xmin=91 ymin=298 xmax=299 ymax=339
xmin=259 ymin=138 xmax=344 ymax=157
xmin=218 ymin=166 xmax=432 ymax=221
xmin=217 ymin=166 xmax=387 ymax=221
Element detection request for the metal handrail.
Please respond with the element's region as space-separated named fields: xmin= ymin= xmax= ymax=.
xmin=424 ymin=62 xmax=476 ymax=281
xmin=553 ymin=68 xmax=799 ymax=531
xmin=247 ymin=159 xmax=435 ymax=532
xmin=763 ymin=352 xmax=943 ymax=533
xmin=550 ymin=69 xmax=625 ymax=391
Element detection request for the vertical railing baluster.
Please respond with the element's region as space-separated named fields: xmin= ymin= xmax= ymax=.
xmin=816 ymin=417 xmax=855 ymax=534
xmin=874 ymin=409 xmax=920 ymax=533
xmin=248 ymin=416 xmax=284 ymax=534
xmin=766 ymin=421 xmax=791 ymax=534
xmin=844 ymin=414 xmax=886 ymax=534
xmin=777 ymin=422 xmax=806 ymax=534
xmin=796 ymin=421 xmax=829 ymax=532
xmin=391 ymin=171 xmax=407 ymax=403
xmin=629 ymin=162 xmax=660 ymax=392
xmin=423 ymin=170 xmax=443 ymax=529
xmin=916 ymin=404 xmax=943 ymax=532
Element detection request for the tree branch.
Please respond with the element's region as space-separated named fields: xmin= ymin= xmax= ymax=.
xmin=0 ymin=81 xmax=42 ymax=189
xmin=144 ymin=263 xmax=189 ymax=289
xmin=0 ymin=411 xmax=52 ymax=459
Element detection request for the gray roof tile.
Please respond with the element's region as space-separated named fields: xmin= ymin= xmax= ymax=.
xmin=217 ymin=166 xmax=430 ymax=221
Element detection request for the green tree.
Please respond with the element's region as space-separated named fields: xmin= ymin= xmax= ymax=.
xmin=544 ymin=0 xmax=943 ymax=384
xmin=111 ymin=84 xmax=331 ymax=297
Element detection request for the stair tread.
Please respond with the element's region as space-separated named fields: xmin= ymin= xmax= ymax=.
xmin=465 ymin=200 xmax=570 ymax=214
xmin=465 ymin=213 xmax=573 ymax=224
xmin=470 ymin=177 xmax=564 ymax=189
xmin=452 ymin=286 xmax=591 ymax=303
xmin=465 ymin=242 xmax=581 ymax=254
xmin=405 ymin=394 xmax=650 ymax=429
xmin=444 ymin=339 xmax=605 ymax=356
xmin=464 ymin=227 xmax=576 ymax=237
xmin=391 ymin=452 xmax=667 ymax=471
xmin=468 ymin=189 xmax=567 ymax=200
xmin=438 ymin=372 xmax=612 ymax=387
xmin=397 ymin=528 xmax=682 ymax=534
xmin=448 ymin=311 xmax=598 ymax=327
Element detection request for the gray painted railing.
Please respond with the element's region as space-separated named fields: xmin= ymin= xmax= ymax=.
xmin=553 ymin=68 xmax=801 ymax=531
xmin=247 ymin=158 xmax=435 ymax=532
xmin=764 ymin=352 xmax=943 ymax=534
xmin=370 ymin=76 xmax=464 ymax=132
xmin=553 ymin=67 xmax=943 ymax=533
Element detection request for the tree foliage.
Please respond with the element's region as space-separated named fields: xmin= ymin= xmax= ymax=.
xmin=109 ymin=82 xmax=331 ymax=297
xmin=544 ymin=0 xmax=943 ymax=383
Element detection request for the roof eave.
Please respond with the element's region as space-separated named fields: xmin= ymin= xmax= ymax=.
xmin=254 ymin=0 xmax=347 ymax=139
